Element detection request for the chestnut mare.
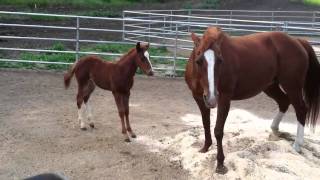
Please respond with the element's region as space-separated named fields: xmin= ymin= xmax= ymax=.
xmin=64 ymin=42 xmax=153 ymax=142
xmin=186 ymin=27 xmax=320 ymax=174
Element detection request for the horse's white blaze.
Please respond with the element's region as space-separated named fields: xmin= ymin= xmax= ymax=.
xmin=144 ymin=51 xmax=153 ymax=71
xmin=293 ymin=122 xmax=304 ymax=152
xmin=271 ymin=112 xmax=285 ymax=132
xmin=204 ymin=49 xmax=216 ymax=100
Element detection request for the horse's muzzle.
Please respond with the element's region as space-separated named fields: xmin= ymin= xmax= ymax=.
xmin=203 ymin=94 xmax=217 ymax=108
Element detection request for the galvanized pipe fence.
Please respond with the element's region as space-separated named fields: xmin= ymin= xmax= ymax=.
xmin=0 ymin=10 xmax=319 ymax=76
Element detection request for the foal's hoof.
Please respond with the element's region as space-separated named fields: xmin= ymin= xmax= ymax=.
xmin=89 ymin=123 xmax=95 ymax=129
xmin=124 ymin=138 xmax=131 ymax=143
xmin=216 ymin=165 xmax=228 ymax=174
xmin=130 ymin=132 xmax=137 ymax=138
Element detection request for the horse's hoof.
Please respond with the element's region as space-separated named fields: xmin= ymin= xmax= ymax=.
xmin=124 ymin=138 xmax=131 ymax=142
xmin=199 ymin=147 xmax=209 ymax=153
xmin=80 ymin=127 xmax=87 ymax=131
xmin=215 ymin=165 xmax=228 ymax=174
xmin=293 ymin=142 xmax=302 ymax=153
xmin=199 ymin=143 xmax=212 ymax=153
xmin=89 ymin=123 xmax=95 ymax=129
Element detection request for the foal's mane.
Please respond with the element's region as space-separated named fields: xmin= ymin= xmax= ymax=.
xmin=116 ymin=48 xmax=137 ymax=63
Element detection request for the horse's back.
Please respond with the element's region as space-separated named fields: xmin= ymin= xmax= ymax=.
xmin=226 ymin=32 xmax=308 ymax=99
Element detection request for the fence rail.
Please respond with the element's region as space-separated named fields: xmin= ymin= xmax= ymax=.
xmin=0 ymin=10 xmax=319 ymax=76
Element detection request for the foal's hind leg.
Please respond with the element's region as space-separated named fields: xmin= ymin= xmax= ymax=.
xmin=113 ymin=92 xmax=130 ymax=142
xmin=123 ymin=92 xmax=136 ymax=138
xmin=77 ymin=86 xmax=87 ymax=130
xmin=83 ymin=80 xmax=95 ymax=128
xmin=263 ymin=83 xmax=290 ymax=135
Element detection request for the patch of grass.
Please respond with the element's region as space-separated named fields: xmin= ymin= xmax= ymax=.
xmin=0 ymin=42 xmax=189 ymax=76
xmin=201 ymin=0 xmax=220 ymax=9
xmin=0 ymin=0 xmax=136 ymax=8
xmin=304 ymin=0 xmax=320 ymax=5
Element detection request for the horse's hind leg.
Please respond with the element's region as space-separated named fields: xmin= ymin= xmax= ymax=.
xmin=83 ymin=80 xmax=95 ymax=128
xmin=263 ymin=83 xmax=290 ymax=135
xmin=280 ymin=85 xmax=306 ymax=152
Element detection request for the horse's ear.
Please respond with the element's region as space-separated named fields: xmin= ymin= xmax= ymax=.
xmin=136 ymin=42 xmax=141 ymax=52
xmin=191 ymin=32 xmax=200 ymax=47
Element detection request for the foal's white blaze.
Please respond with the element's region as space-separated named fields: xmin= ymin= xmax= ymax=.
xmin=144 ymin=51 xmax=153 ymax=71
xmin=271 ymin=112 xmax=285 ymax=133
xmin=204 ymin=49 xmax=216 ymax=100
xmin=293 ymin=122 xmax=304 ymax=152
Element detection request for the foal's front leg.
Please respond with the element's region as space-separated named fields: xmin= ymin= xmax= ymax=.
xmin=113 ymin=92 xmax=130 ymax=142
xmin=124 ymin=93 xmax=137 ymax=138
xmin=214 ymin=94 xmax=231 ymax=174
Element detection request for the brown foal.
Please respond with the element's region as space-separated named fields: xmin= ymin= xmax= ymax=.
xmin=64 ymin=42 xmax=153 ymax=141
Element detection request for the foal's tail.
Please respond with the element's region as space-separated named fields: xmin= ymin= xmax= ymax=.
xmin=64 ymin=62 xmax=77 ymax=89
xmin=298 ymin=39 xmax=320 ymax=128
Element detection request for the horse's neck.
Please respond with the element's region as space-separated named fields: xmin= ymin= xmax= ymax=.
xmin=116 ymin=51 xmax=138 ymax=78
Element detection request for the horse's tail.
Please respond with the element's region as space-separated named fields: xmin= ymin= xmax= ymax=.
xmin=64 ymin=62 xmax=77 ymax=89
xmin=298 ymin=38 xmax=320 ymax=128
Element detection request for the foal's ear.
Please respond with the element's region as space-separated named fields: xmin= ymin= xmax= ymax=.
xmin=136 ymin=42 xmax=142 ymax=52
xmin=191 ymin=32 xmax=200 ymax=47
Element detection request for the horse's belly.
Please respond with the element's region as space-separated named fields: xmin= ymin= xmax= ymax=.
xmin=231 ymin=76 xmax=274 ymax=100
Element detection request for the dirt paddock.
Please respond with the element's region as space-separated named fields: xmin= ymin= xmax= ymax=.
xmin=0 ymin=69 xmax=319 ymax=180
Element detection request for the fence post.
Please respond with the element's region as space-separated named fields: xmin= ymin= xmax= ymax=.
xmin=170 ymin=10 xmax=173 ymax=33
xmin=312 ymin=11 xmax=315 ymax=28
xmin=162 ymin=16 xmax=166 ymax=45
xmin=76 ymin=17 xmax=80 ymax=61
xmin=229 ymin=10 xmax=233 ymax=25
xmin=187 ymin=9 xmax=191 ymax=32
xmin=148 ymin=11 xmax=151 ymax=42
xmin=173 ymin=24 xmax=178 ymax=77
xmin=122 ymin=11 xmax=125 ymax=41
xmin=283 ymin=21 xmax=288 ymax=33
xmin=271 ymin=11 xmax=274 ymax=31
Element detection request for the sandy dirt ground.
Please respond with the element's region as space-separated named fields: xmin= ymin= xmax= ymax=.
xmin=0 ymin=69 xmax=319 ymax=180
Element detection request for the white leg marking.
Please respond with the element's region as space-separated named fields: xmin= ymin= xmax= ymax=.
xmin=78 ymin=104 xmax=86 ymax=129
xmin=204 ymin=49 xmax=216 ymax=100
xmin=293 ymin=122 xmax=304 ymax=152
xmin=144 ymin=51 xmax=153 ymax=71
xmin=271 ymin=112 xmax=285 ymax=133
xmin=85 ymin=102 xmax=93 ymax=122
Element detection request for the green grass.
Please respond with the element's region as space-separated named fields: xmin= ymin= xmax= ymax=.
xmin=0 ymin=42 xmax=189 ymax=76
xmin=304 ymin=0 xmax=320 ymax=5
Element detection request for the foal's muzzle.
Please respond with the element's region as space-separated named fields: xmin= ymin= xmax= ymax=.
xmin=147 ymin=70 xmax=154 ymax=76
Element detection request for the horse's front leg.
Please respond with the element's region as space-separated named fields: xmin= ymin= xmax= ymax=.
xmin=113 ymin=92 xmax=130 ymax=142
xmin=214 ymin=94 xmax=231 ymax=174
xmin=193 ymin=94 xmax=212 ymax=153
xmin=123 ymin=92 xmax=136 ymax=138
